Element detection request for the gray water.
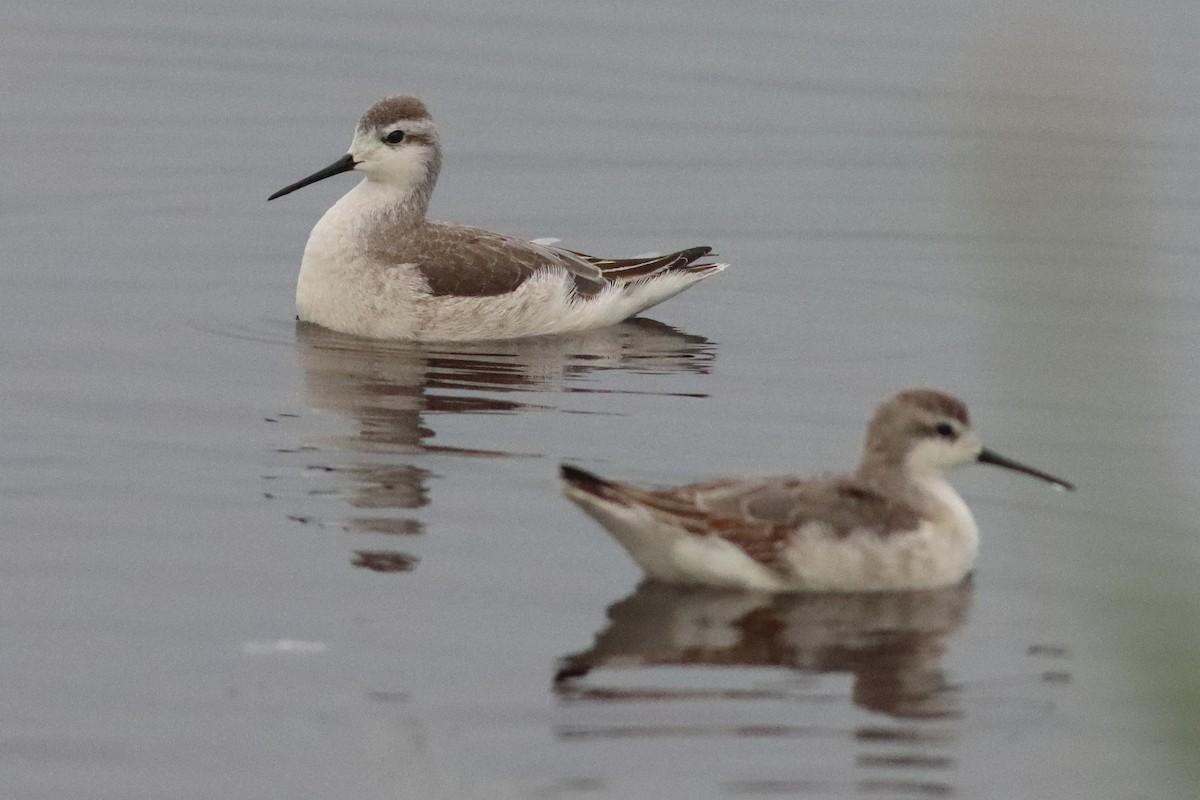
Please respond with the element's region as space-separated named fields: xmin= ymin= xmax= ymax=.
xmin=3 ymin=2 xmax=1199 ymax=798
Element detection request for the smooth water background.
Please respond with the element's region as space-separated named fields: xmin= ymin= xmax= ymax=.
xmin=3 ymin=2 xmax=1199 ymax=798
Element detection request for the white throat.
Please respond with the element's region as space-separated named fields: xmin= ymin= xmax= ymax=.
xmin=915 ymin=473 xmax=978 ymax=543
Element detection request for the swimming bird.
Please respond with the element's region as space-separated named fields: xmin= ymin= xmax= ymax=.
xmin=560 ymin=389 xmax=1074 ymax=592
xmin=268 ymin=95 xmax=726 ymax=340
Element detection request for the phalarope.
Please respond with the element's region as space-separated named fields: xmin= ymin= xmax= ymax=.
xmin=560 ymin=389 xmax=1074 ymax=592
xmin=269 ymin=95 xmax=727 ymax=341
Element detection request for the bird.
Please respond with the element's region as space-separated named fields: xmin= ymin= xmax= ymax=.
xmin=268 ymin=95 xmax=726 ymax=341
xmin=559 ymin=389 xmax=1074 ymax=592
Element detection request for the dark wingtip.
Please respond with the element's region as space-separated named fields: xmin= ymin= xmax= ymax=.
xmin=560 ymin=464 xmax=633 ymax=505
xmin=560 ymin=463 xmax=609 ymax=492
xmin=679 ymin=245 xmax=713 ymax=262
xmin=553 ymin=657 xmax=591 ymax=683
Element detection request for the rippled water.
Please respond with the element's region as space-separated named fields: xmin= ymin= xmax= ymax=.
xmin=3 ymin=2 xmax=1199 ymax=798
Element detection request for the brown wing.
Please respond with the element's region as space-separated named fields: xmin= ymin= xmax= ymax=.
xmin=367 ymin=221 xmax=720 ymax=298
xmin=691 ymin=477 xmax=922 ymax=535
xmin=698 ymin=478 xmax=922 ymax=572
xmin=563 ymin=467 xmax=922 ymax=572
xmin=367 ymin=222 xmax=606 ymax=298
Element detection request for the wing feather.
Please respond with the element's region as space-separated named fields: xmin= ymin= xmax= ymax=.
xmin=366 ymin=222 xmax=719 ymax=299
xmin=610 ymin=475 xmax=924 ymax=571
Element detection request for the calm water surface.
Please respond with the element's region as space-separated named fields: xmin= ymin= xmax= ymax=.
xmin=3 ymin=2 xmax=1199 ymax=798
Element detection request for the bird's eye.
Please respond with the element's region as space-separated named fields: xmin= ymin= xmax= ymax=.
xmin=934 ymin=422 xmax=956 ymax=438
xmin=384 ymin=130 xmax=405 ymax=144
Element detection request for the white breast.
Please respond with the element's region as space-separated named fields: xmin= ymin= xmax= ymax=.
xmin=772 ymin=477 xmax=979 ymax=591
xmin=295 ymin=182 xmax=426 ymax=338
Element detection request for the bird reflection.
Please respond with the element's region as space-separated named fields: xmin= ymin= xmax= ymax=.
xmin=556 ymin=579 xmax=972 ymax=719
xmin=284 ymin=318 xmax=716 ymax=572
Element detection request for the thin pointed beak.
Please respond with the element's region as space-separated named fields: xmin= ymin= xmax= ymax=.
xmin=978 ymin=447 xmax=1075 ymax=491
xmin=268 ymin=153 xmax=358 ymax=201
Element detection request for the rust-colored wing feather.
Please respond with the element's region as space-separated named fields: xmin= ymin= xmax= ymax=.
xmin=562 ymin=466 xmax=923 ymax=573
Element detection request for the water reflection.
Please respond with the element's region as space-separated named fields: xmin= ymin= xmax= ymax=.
xmin=556 ymin=580 xmax=972 ymax=719
xmin=285 ymin=319 xmax=716 ymax=571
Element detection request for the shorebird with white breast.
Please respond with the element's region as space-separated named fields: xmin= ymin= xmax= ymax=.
xmin=269 ymin=95 xmax=726 ymax=340
xmin=560 ymin=389 xmax=1074 ymax=592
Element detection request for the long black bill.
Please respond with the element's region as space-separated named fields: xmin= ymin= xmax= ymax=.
xmin=268 ymin=153 xmax=358 ymax=201
xmin=978 ymin=447 xmax=1075 ymax=491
